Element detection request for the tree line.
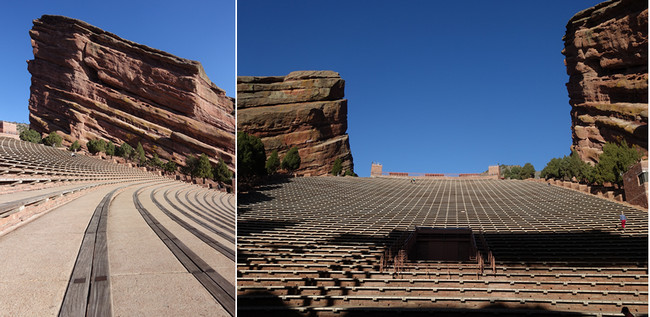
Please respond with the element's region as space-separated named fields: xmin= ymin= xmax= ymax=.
xmin=540 ymin=141 xmax=642 ymax=187
xmin=20 ymin=129 xmax=232 ymax=183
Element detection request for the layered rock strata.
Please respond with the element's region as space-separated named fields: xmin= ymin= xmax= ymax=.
xmin=28 ymin=15 xmax=235 ymax=170
xmin=563 ymin=0 xmax=648 ymax=163
xmin=238 ymin=71 xmax=354 ymax=176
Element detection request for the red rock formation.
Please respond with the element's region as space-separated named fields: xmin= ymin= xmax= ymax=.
xmin=237 ymin=71 xmax=354 ymax=176
xmin=563 ymin=0 xmax=648 ymax=163
xmin=28 ymin=15 xmax=235 ymax=170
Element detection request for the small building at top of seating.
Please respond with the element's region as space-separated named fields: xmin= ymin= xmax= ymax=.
xmin=370 ymin=162 xmax=500 ymax=180
xmin=0 ymin=121 xmax=19 ymax=139
xmin=623 ymin=160 xmax=648 ymax=208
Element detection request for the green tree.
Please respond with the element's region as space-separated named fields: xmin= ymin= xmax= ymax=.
xmin=237 ymin=132 xmax=266 ymax=179
xmin=281 ymin=147 xmax=301 ymax=173
xmin=117 ymin=143 xmax=134 ymax=159
xmin=195 ymin=154 xmax=214 ymax=179
xmin=105 ymin=141 xmax=116 ymax=157
xmin=344 ymin=169 xmax=357 ymax=177
xmin=182 ymin=155 xmax=199 ymax=176
xmin=265 ymin=150 xmax=280 ymax=175
xmin=87 ymin=139 xmax=107 ymax=154
xmin=42 ymin=132 xmax=62 ymax=147
xmin=68 ymin=140 xmax=81 ymax=152
xmin=19 ymin=129 xmax=41 ymax=144
xmin=541 ymin=158 xmax=561 ymax=180
xmin=519 ymin=163 xmax=535 ymax=179
xmin=592 ymin=141 xmax=641 ymax=186
xmin=149 ymin=153 xmax=163 ymax=168
xmin=135 ymin=142 xmax=146 ymax=165
xmin=331 ymin=158 xmax=343 ymax=176
xmin=213 ymin=158 xmax=233 ymax=183
xmin=163 ymin=160 xmax=177 ymax=174
xmin=567 ymin=151 xmax=592 ymax=182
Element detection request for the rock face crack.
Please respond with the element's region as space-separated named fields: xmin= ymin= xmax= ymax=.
xmin=28 ymin=15 xmax=234 ymax=170
xmin=563 ymin=0 xmax=648 ymax=163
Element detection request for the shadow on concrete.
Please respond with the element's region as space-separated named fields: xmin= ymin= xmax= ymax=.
xmin=237 ymin=291 xmax=303 ymax=317
xmin=237 ymin=177 xmax=292 ymax=214
xmin=235 ymin=298 xmax=608 ymax=317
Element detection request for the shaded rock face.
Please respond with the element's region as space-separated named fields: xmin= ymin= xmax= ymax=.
xmin=28 ymin=15 xmax=235 ymax=170
xmin=563 ymin=0 xmax=648 ymax=163
xmin=238 ymin=71 xmax=354 ymax=176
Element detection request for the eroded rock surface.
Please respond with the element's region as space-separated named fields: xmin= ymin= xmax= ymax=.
xmin=238 ymin=71 xmax=354 ymax=176
xmin=28 ymin=15 xmax=235 ymax=169
xmin=563 ymin=0 xmax=648 ymax=163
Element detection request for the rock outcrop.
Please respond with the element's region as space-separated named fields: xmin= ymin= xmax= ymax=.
xmin=563 ymin=0 xmax=648 ymax=163
xmin=28 ymin=15 xmax=235 ymax=170
xmin=237 ymin=71 xmax=354 ymax=176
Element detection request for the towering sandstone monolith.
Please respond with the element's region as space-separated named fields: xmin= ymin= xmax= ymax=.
xmin=28 ymin=15 xmax=235 ymax=170
xmin=563 ymin=0 xmax=648 ymax=163
xmin=237 ymin=71 xmax=354 ymax=176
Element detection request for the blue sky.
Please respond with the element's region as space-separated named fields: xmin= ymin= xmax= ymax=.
xmin=238 ymin=0 xmax=605 ymax=177
xmin=0 ymin=0 xmax=235 ymax=123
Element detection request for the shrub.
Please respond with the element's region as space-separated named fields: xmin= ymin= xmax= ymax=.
xmin=117 ymin=143 xmax=134 ymax=159
xmin=237 ymin=132 xmax=266 ymax=179
xmin=68 ymin=140 xmax=81 ymax=152
xmin=42 ymin=132 xmax=62 ymax=147
xmin=331 ymin=158 xmax=342 ymax=176
xmin=19 ymin=129 xmax=41 ymax=144
xmin=500 ymin=165 xmax=522 ymax=180
xmin=182 ymin=155 xmax=199 ymax=176
xmin=149 ymin=153 xmax=163 ymax=168
xmin=105 ymin=141 xmax=116 ymax=156
xmin=265 ymin=150 xmax=280 ymax=175
xmin=519 ymin=163 xmax=535 ymax=179
xmin=163 ymin=160 xmax=177 ymax=174
xmin=135 ymin=142 xmax=146 ymax=165
xmin=344 ymin=169 xmax=358 ymax=177
xmin=196 ymin=154 xmax=214 ymax=179
xmin=281 ymin=147 xmax=301 ymax=173
xmin=213 ymin=158 xmax=233 ymax=183
xmin=592 ymin=141 xmax=641 ymax=186
xmin=87 ymin=139 xmax=106 ymax=154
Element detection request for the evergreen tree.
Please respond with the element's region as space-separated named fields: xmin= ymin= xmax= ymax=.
xmin=163 ymin=160 xmax=177 ymax=174
xmin=149 ymin=153 xmax=163 ymax=168
xmin=265 ymin=150 xmax=280 ymax=175
xmin=183 ymin=154 xmax=199 ymax=176
xmin=281 ymin=147 xmax=301 ymax=173
xmin=344 ymin=169 xmax=357 ymax=177
xmin=196 ymin=154 xmax=214 ymax=179
xmin=42 ymin=132 xmax=62 ymax=147
xmin=541 ymin=158 xmax=561 ymax=180
xmin=105 ymin=141 xmax=116 ymax=157
xmin=592 ymin=141 xmax=641 ymax=186
xmin=213 ymin=158 xmax=233 ymax=183
xmin=87 ymin=139 xmax=107 ymax=154
xmin=135 ymin=142 xmax=146 ymax=165
xmin=331 ymin=158 xmax=343 ymax=176
xmin=118 ymin=143 xmax=134 ymax=159
xmin=19 ymin=129 xmax=41 ymax=144
xmin=519 ymin=163 xmax=535 ymax=179
xmin=237 ymin=132 xmax=266 ymax=179
xmin=68 ymin=140 xmax=81 ymax=152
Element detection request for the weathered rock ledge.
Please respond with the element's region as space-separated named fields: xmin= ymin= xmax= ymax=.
xmin=237 ymin=71 xmax=354 ymax=176
xmin=28 ymin=15 xmax=235 ymax=169
xmin=563 ymin=0 xmax=648 ymax=163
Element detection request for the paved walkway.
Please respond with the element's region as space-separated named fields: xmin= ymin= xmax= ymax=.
xmin=0 ymin=180 xmax=235 ymax=316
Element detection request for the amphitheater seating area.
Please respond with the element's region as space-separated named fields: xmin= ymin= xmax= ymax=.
xmin=0 ymin=137 xmax=235 ymax=316
xmin=238 ymin=177 xmax=648 ymax=317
